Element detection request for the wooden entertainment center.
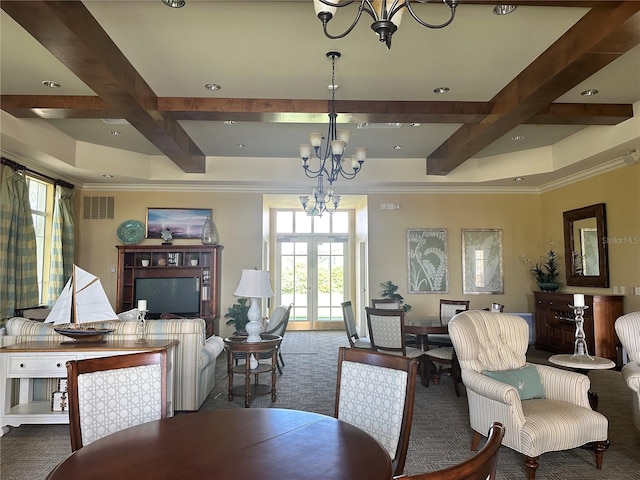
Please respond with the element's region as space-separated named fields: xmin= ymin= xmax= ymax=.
xmin=116 ymin=245 xmax=223 ymax=337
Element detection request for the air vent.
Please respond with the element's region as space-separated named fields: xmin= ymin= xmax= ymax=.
xmin=83 ymin=196 xmax=115 ymax=219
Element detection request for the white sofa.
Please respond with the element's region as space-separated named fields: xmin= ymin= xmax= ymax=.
xmin=1 ymin=316 xmax=224 ymax=411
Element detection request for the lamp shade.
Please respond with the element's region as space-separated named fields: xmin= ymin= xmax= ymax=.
xmin=234 ymin=269 xmax=273 ymax=299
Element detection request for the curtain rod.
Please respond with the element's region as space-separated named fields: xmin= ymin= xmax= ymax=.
xmin=1 ymin=157 xmax=74 ymax=190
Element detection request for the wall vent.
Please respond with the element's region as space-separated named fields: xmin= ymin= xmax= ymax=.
xmin=83 ymin=196 xmax=115 ymax=219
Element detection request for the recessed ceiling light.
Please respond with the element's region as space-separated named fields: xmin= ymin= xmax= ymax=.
xmin=224 ymin=120 xmax=236 ymax=125
xmin=410 ymin=122 xmax=421 ymax=127
xmin=433 ymin=87 xmax=450 ymax=94
xmin=235 ymin=144 xmax=245 ymax=148
xmin=512 ymin=135 xmax=525 ymax=141
xmin=393 ymin=145 xmax=403 ymax=150
xmin=42 ymin=80 xmax=61 ymax=88
xmin=162 ymin=0 xmax=185 ymax=8
xmin=110 ymin=131 xmax=122 ymax=136
xmin=205 ymin=83 xmax=221 ymax=91
xmin=514 ymin=177 xmax=524 ymax=182
xmin=493 ymin=5 xmax=516 ymax=15
xmin=581 ymin=89 xmax=599 ymax=97
xmin=102 ymin=174 xmax=114 ymax=179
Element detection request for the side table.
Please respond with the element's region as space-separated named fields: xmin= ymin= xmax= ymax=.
xmin=548 ymin=354 xmax=615 ymax=410
xmin=224 ymin=334 xmax=282 ymax=408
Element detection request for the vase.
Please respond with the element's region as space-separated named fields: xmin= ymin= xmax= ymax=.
xmin=201 ymin=216 xmax=219 ymax=245
xmin=538 ymin=282 xmax=560 ymax=292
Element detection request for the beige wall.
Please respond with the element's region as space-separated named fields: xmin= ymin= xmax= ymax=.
xmin=76 ymin=162 xmax=640 ymax=337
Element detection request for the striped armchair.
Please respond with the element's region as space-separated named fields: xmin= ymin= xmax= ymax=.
xmin=615 ymin=312 xmax=640 ymax=431
xmin=449 ymin=310 xmax=608 ymax=480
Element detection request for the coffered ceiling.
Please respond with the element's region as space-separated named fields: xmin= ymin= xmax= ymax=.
xmin=1 ymin=1 xmax=639 ymax=192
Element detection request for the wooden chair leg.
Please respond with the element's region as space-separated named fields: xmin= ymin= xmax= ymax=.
xmin=593 ymin=441 xmax=606 ymax=469
xmin=524 ymin=455 xmax=539 ymax=480
xmin=471 ymin=431 xmax=483 ymax=451
xmin=451 ymin=358 xmax=460 ymax=397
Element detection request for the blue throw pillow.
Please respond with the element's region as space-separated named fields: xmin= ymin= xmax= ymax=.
xmin=483 ymin=364 xmax=546 ymax=400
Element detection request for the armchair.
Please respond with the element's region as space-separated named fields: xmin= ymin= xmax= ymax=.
xmin=448 ymin=310 xmax=608 ymax=480
xmin=614 ymin=312 xmax=640 ymax=431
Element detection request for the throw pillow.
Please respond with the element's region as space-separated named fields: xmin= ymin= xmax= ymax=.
xmin=483 ymin=364 xmax=546 ymax=400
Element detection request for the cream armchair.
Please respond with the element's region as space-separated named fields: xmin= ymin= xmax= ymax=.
xmin=448 ymin=310 xmax=608 ymax=480
xmin=614 ymin=312 xmax=640 ymax=431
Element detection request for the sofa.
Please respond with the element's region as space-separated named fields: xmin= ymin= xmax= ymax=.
xmin=1 ymin=316 xmax=224 ymax=411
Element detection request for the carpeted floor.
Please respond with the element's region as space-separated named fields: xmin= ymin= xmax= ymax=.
xmin=1 ymin=331 xmax=639 ymax=479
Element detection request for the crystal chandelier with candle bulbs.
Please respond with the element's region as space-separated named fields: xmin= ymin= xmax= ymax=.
xmin=313 ymin=0 xmax=460 ymax=49
xmin=298 ymin=51 xmax=366 ymax=216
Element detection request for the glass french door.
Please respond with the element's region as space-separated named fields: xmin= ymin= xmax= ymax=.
xmin=277 ymin=235 xmax=347 ymax=330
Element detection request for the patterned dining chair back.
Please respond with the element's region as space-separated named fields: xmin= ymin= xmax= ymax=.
xmin=335 ymin=346 xmax=418 ymax=477
xmin=341 ymin=301 xmax=372 ymax=349
xmin=66 ymin=351 xmax=167 ymax=452
xmin=366 ymin=307 xmax=405 ymax=354
xmin=371 ymin=298 xmax=403 ymax=310
xmin=440 ymin=299 xmax=470 ymax=325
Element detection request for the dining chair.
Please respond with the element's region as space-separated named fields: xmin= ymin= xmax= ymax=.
xmin=370 ymin=298 xmax=417 ymax=346
xmin=449 ymin=310 xmax=608 ymax=480
xmin=335 ymin=346 xmax=418 ymax=477
xmin=259 ymin=303 xmax=293 ymax=373
xmin=341 ymin=301 xmax=372 ymax=349
xmin=397 ymin=422 xmax=505 ymax=480
xmin=365 ymin=307 xmax=426 ymax=386
xmin=429 ymin=299 xmax=471 ymax=347
xmin=66 ymin=351 xmax=168 ymax=452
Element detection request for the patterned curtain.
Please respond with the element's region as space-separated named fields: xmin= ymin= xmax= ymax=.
xmin=0 ymin=164 xmax=39 ymax=318
xmin=49 ymin=185 xmax=75 ymax=303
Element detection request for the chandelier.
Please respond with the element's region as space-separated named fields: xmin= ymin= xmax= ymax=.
xmin=300 ymin=175 xmax=340 ymax=217
xmin=313 ymin=0 xmax=460 ymax=49
xmin=299 ymin=51 xmax=366 ymax=188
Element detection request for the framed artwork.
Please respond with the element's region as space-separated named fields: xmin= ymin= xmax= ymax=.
xmin=146 ymin=208 xmax=211 ymax=239
xmin=407 ymin=228 xmax=448 ymax=294
xmin=462 ymin=229 xmax=504 ymax=294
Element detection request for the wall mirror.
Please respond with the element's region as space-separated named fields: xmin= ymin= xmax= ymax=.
xmin=563 ymin=203 xmax=609 ymax=287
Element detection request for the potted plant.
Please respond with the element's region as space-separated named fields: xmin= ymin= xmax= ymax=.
xmin=379 ymin=280 xmax=412 ymax=312
xmin=224 ymin=297 xmax=250 ymax=333
xmin=189 ymin=254 xmax=199 ymax=266
xmin=529 ymin=250 xmax=560 ymax=291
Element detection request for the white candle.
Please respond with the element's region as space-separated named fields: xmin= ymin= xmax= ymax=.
xmin=573 ymin=294 xmax=585 ymax=307
xmin=137 ymin=299 xmax=147 ymax=311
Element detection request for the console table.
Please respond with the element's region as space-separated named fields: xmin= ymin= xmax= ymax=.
xmin=0 ymin=340 xmax=177 ymax=435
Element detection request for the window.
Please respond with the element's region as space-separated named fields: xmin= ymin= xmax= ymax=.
xmin=26 ymin=175 xmax=53 ymax=303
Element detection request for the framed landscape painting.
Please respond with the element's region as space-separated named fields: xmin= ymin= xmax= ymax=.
xmin=462 ymin=229 xmax=504 ymax=294
xmin=146 ymin=208 xmax=211 ymax=239
xmin=407 ymin=228 xmax=448 ymax=294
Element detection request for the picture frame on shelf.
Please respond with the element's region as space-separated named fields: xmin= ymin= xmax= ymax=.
xmin=462 ymin=229 xmax=504 ymax=294
xmin=146 ymin=208 xmax=212 ymax=240
xmin=407 ymin=228 xmax=449 ymax=294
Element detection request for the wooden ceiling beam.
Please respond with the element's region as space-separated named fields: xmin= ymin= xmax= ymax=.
xmin=1 ymin=1 xmax=205 ymax=173
xmin=2 ymin=95 xmax=632 ymax=126
xmin=427 ymin=1 xmax=640 ymax=175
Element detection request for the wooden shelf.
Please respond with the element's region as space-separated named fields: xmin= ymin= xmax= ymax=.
xmin=116 ymin=245 xmax=223 ymax=337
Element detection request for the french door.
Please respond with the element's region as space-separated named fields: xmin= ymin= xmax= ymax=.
xmin=277 ymin=234 xmax=348 ymax=330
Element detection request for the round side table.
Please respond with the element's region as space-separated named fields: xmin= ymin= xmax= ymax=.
xmin=548 ymin=354 xmax=615 ymax=410
xmin=224 ymin=334 xmax=282 ymax=408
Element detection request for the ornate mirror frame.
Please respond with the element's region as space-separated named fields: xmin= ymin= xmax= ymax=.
xmin=563 ymin=203 xmax=609 ymax=287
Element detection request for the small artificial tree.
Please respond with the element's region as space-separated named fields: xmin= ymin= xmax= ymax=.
xmin=224 ymin=297 xmax=250 ymax=333
xmin=379 ymin=280 xmax=412 ymax=312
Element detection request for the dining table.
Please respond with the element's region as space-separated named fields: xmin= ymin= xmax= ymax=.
xmin=404 ymin=315 xmax=447 ymax=350
xmin=46 ymin=408 xmax=393 ymax=480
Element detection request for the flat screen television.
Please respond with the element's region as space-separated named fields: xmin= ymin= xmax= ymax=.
xmin=134 ymin=277 xmax=200 ymax=319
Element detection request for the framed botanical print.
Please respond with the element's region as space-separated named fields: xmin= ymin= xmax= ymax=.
xmin=462 ymin=229 xmax=504 ymax=294
xmin=407 ymin=228 xmax=448 ymax=293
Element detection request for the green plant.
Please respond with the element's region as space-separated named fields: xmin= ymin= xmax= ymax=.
xmin=530 ymin=250 xmax=560 ymax=283
xmin=224 ymin=297 xmax=250 ymax=332
xmin=379 ymin=280 xmax=412 ymax=312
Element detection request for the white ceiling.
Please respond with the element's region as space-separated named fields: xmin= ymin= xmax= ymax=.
xmin=1 ymin=1 xmax=639 ymax=193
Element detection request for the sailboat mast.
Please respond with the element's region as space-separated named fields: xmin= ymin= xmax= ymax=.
xmin=72 ymin=264 xmax=78 ymax=326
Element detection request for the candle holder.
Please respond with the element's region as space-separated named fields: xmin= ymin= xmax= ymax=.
xmin=569 ymin=305 xmax=592 ymax=360
xmin=135 ymin=309 xmax=148 ymax=344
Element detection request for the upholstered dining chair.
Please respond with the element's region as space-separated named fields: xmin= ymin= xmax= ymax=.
xmin=66 ymin=351 xmax=168 ymax=452
xmin=259 ymin=303 xmax=293 ymax=373
xmin=614 ymin=312 xmax=640 ymax=431
xmin=365 ymin=307 xmax=426 ymax=386
xmin=428 ymin=299 xmax=470 ymax=347
xmin=341 ymin=301 xmax=372 ymax=349
xmin=371 ymin=298 xmax=417 ymax=346
xmin=449 ymin=310 xmax=608 ymax=480
xmin=335 ymin=346 xmax=418 ymax=477
xmin=397 ymin=422 xmax=505 ymax=480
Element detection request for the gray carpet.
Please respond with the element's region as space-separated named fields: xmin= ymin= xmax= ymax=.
xmin=1 ymin=331 xmax=639 ymax=479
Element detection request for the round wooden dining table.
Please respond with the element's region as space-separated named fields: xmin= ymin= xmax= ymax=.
xmin=46 ymin=408 xmax=393 ymax=480
xmin=404 ymin=316 xmax=447 ymax=350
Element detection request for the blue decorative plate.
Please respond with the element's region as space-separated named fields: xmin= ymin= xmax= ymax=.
xmin=117 ymin=219 xmax=145 ymax=244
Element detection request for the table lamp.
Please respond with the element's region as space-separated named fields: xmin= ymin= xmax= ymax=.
xmin=234 ymin=268 xmax=274 ymax=343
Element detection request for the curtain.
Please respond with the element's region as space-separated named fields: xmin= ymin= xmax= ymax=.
xmin=0 ymin=164 xmax=39 ymax=318
xmin=49 ymin=185 xmax=75 ymax=303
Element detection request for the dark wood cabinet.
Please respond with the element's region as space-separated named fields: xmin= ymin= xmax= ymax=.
xmin=116 ymin=245 xmax=223 ymax=337
xmin=534 ymin=291 xmax=623 ymax=361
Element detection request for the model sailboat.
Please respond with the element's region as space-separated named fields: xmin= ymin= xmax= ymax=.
xmin=45 ymin=265 xmax=117 ymax=343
